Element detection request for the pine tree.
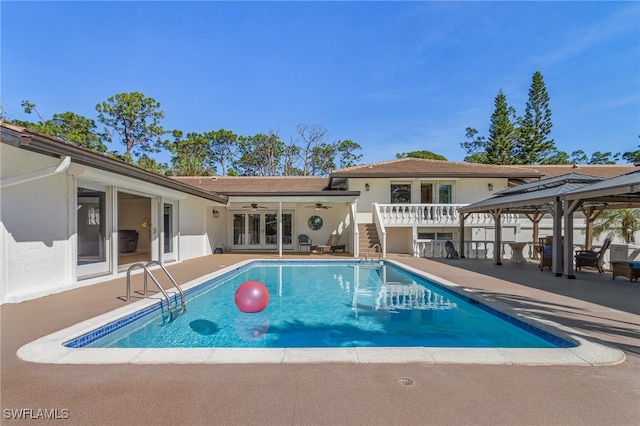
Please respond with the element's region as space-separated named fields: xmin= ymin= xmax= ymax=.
xmin=516 ymin=71 xmax=556 ymax=164
xmin=486 ymin=90 xmax=518 ymax=165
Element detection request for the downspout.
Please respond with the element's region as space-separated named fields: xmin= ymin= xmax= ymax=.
xmin=1 ymin=156 xmax=71 ymax=189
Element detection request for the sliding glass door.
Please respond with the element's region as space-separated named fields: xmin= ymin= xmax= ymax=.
xmin=76 ymin=183 xmax=110 ymax=278
xmin=163 ymin=201 xmax=177 ymax=262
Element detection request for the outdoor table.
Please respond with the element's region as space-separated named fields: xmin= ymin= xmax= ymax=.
xmin=508 ymin=242 xmax=527 ymax=264
xmin=314 ymin=245 xmax=331 ymax=255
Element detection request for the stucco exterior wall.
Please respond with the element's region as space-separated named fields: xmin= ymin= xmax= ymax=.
xmin=348 ymin=176 xmax=508 ymax=214
xmin=1 ymin=144 xmax=222 ymax=303
xmin=179 ymin=197 xmax=214 ymax=259
xmin=1 ymin=146 xmax=71 ymax=302
xmin=386 ymin=227 xmax=413 ymax=254
xmin=295 ymin=204 xmax=352 ymax=251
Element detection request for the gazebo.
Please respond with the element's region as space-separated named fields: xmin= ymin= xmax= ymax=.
xmin=458 ymin=170 xmax=640 ymax=278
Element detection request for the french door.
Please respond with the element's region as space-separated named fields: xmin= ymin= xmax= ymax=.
xmin=232 ymin=211 xmax=293 ymax=250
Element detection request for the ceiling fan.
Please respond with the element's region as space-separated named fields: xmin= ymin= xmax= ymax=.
xmin=306 ymin=203 xmax=332 ymax=211
xmin=242 ymin=203 xmax=267 ymax=210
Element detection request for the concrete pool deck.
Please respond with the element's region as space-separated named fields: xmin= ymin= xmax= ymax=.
xmin=2 ymin=253 xmax=639 ymax=425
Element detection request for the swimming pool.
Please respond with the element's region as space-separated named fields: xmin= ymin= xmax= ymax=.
xmin=17 ymin=259 xmax=625 ymax=365
xmin=71 ymin=261 xmax=567 ymax=349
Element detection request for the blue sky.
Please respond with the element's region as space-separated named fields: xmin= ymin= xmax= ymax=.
xmin=2 ymin=1 xmax=638 ymax=167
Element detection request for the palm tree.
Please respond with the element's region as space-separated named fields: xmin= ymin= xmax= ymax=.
xmin=592 ymin=208 xmax=640 ymax=244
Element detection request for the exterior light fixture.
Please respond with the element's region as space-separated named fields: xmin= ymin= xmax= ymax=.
xmin=141 ymin=217 xmax=150 ymax=228
xmin=488 ymin=183 xmax=494 ymax=191
xmin=212 ymin=209 xmax=220 ymax=218
xmin=365 ymin=183 xmax=370 ymax=191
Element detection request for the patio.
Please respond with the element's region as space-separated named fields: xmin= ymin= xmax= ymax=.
xmin=1 ymin=253 xmax=639 ymax=425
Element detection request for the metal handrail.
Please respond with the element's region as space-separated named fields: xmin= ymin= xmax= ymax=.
xmin=126 ymin=263 xmax=175 ymax=316
xmin=126 ymin=261 xmax=186 ymax=318
xmin=146 ymin=260 xmax=185 ymax=311
xmin=364 ymin=243 xmax=382 ymax=263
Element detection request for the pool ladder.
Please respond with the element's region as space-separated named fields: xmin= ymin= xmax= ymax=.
xmin=126 ymin=260 xmax=186 ymax=319
xmin=363 ymin=243 xmax=382 ymax=264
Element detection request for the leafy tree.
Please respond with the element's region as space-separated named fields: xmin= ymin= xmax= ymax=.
xmin=460 ymin=127 xmax=488 ymax=163
xmin=593 ymin=209 xmax=640 ymax=244
xmin=309 ymin=142 xmax=337 ymax=176
xmin=48 ymin=112 xmax=107 ymax=152
xmin=137 ymin=155 xmax=170 ymax=175
xmin=15 ymin=101 xmax=107 ymax=153
xmin=96 ymin=92 xmax=166 ymax=162
xmin=623 ymin=149 xmax=640 ymax=165
xmin=282 ymin=139 xmax=302 ymax=176
xmin=296 ymin=123 xmax=327 ymax=176
xmin=205 ymin=129 xmax=238 ymax=176
xmin=542 ymin=149 xmax=571 ymax=165
xmin=167 ymin=130 xmax=215 ymax=176
xmin=336 ymin=139 xmax=363 ymax=168
xmin=516 ymin=71 xmax=556 ymax=164
xmin=588 ymin=151 xmax=621 ymax=164
xmin=21 ymin=100 xmax=45 ymax=121
xmin=570 ymin=150 xmax=620 ymax=164
xmin=235 ymin=132 xmax=284 ymax=176
xmin=396 ymin=150 xmax=447 ymax=161
xmin=260 ymin=131 xmax=285 ymax=176
xmin=622 ymin=136 xmax=640 ymax=165
xmin=570 ymin=150 xmax=589 ymax=164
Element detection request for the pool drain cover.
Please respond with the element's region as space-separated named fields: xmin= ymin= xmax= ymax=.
xmin=396 ymin=377 xmax=414 ymax=386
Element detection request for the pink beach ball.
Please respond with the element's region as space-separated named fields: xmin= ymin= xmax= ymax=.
xmin=234 ymin=280 xmax=270 ymax=313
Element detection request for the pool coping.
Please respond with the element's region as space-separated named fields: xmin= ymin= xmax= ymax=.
xmin=17 ymin=259 xmax=626 ymax=366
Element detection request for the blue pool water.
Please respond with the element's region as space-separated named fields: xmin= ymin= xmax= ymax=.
xmin=72 ymin=261 xmax=571 ymax=349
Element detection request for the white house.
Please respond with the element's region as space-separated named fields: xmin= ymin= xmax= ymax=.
xmin=1 ymin=122 xmax=635 ymax=303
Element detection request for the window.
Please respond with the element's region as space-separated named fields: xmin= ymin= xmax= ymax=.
xmin=439 ymin=184 xmax=452 ymax=204
xmin=390 ymin=183 xmax=411 ymax=204
xmin=417 ymin=232 xmax=453 ymax=240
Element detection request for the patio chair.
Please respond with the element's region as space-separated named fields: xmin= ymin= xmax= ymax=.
xmin=326 ymin=234 xmax=345 ymax=253
xmin=298 ymin=234 xmax=312 ymax=252
xmin=575 ymin=238 xmax=611 ymax=273
xmin=539 ymin=238 xmax=553 ymax=271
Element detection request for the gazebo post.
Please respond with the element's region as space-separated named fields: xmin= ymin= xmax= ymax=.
xmin=524 ymin=212 xmax=544 ymax=259
xmin=459 ymin=212 xmax=466 ymax=258
xmin=491 ymin=209 xmax=502 ymax=265
xmin=550 ymin=197 xmax=563 ymax=276
xmin=563 ymin=199 xmax=582 ymax=279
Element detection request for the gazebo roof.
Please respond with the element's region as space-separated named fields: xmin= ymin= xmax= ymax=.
xmin=459 ymin=173 xmax=605 ymax=214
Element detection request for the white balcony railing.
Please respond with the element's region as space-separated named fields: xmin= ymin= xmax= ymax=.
xmin=376 ymin=204 xmax=520 ymax=227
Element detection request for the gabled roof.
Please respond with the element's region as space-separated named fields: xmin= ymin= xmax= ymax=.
xmin=1 ymin=122 xmax=228 ymax=204
xmin=330 ymin=158 xmax=544 ymax=179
